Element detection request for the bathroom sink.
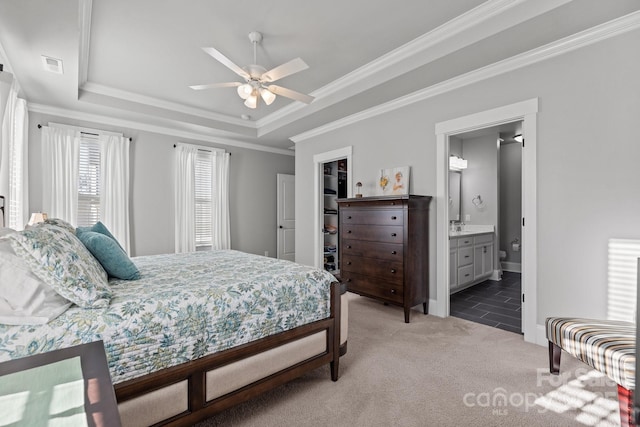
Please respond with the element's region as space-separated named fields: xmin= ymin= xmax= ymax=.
xmin=449 ymin=225 xmax=494 ymax=237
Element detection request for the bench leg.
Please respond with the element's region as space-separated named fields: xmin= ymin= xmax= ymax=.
xmin=548 ymin=341 xmax=561 ymax=374
xmin=618 ymin=384 xmax=635 ymax=427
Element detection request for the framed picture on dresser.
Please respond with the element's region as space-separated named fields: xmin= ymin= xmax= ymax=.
xmin=378 ymin=166 xmax=410 ymax=196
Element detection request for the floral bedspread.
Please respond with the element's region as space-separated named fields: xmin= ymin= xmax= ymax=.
xmin=0 ymin=250 xmax=336 ymax=384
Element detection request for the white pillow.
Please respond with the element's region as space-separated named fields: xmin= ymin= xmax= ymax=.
xmin=0 ymin=237 xmax=72 ymax=325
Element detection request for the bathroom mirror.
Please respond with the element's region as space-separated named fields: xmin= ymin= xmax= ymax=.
xmin=449 ymin=171 xmax=461 ymax=222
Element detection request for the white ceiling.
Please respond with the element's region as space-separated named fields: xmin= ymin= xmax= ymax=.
xmin=0 ymin=0 xmax=638 ymax=152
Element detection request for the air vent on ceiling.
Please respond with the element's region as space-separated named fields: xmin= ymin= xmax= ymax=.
xmin=41 ymin=55 xmax=63 ymax=74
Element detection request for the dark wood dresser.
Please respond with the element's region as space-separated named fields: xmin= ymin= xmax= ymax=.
xmin=337 ymin=195 xmax=432 ymax=323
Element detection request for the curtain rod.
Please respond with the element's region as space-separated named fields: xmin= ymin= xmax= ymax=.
xmin=173 ymin=144 xmax=230 ymax=155
xmin=37 ymin=124 xmax=132 ymax=142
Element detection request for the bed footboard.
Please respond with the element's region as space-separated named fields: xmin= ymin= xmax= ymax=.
xmin=115 ymin=281 xmax=347 ymax=427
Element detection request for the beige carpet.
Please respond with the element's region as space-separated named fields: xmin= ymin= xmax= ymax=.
xmin=195 ymin=293 xmax=621 ymax=427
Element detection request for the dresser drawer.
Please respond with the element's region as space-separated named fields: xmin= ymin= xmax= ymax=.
xmin=341 ymin=209 xmax=403 ymax=226
xmin=458 ymin=264 xmax=474 ymax=286
xmin=341 ymin=225 xmax=403 ymax=244
xmin=342 ymin=239 xmax=403 ymax=260
xmin=458 ymin=246 xmax=473 ymax=267
xmin=342 ymin=255 xmax=403 ymax=281
xmin=341 ymin=272 xmax=403 ymax=304
xmin=338 ymin=199 xmax=405 ymax=209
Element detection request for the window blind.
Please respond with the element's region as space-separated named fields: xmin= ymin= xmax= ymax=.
xmin=194 ymin=150 xmax=214 ymax=247
xmin=77 ymin=135 xmax=101 ymax=227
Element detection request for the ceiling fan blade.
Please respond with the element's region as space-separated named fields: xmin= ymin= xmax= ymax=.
xmin=267 ymin=85 xmax=314 ymax=104
xmin=261 ymin=58 xmax=309 ymax=83
xmin=189 ymin=82 xmax=242 ymax=90
xmin=201 ymin=47 xmax=250 ymax=80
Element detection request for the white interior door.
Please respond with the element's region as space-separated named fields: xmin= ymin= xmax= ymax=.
xmin=277 ymin=174 xmax=295 ymax=261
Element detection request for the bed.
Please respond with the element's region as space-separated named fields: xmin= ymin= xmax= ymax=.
xmin=0 ymin=223 xmax=348 ymax=426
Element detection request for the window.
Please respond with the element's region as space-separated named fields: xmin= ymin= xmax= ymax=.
xmin=175 ymin=143 xmax=229 ymax=253
xmin=194 ymin=150 xmax=215 ymax=248
xmin=42 ymin=123 xmax=131 ymax=252
xmin=77 ymin=135 xmax=101 ymax=227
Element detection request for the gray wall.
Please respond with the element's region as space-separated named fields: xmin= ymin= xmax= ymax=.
xmin=28 ymin=111 xmax=294 ymax=257
xmin=499 ymin=141 xmax=522 ymax=264
xmin=295 ymin=28 xmax=640 ymax=325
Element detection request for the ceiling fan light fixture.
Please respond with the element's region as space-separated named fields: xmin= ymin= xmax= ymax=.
xmin=260 ymin=87 xmax=276 ymax=105
xmin=244 ymin=93 xmax=258 ymax=109
xmin=237 ymin=83 xmax=252 ymax=99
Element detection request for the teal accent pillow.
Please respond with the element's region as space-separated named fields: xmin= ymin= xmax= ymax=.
xmin=77 ymin=221 xmax=124 ymax=251
xmin=77 ymin=231 xmax=140 ymax=280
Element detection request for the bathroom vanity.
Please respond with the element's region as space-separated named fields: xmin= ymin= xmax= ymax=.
xmin=449 ymin=226 xmax=496 ymax=294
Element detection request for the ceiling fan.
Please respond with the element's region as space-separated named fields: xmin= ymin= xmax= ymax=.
xmin=190 ymin=31 xmax=314 ymax=109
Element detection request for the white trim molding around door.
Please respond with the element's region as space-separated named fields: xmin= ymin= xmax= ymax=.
xmin=435 ymin=98 xmax=539 ymax=344
xmin=312 ymin=146 xmax=353 ymax=269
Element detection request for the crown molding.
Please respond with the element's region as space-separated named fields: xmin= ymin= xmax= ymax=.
xmin=256 ymin=0 xmax=570 ymax=135
xmin=81 ymin=82 xmax=257 ymax=129
xmin=28 ymin=103 xmax=294 ymax=156
xmin=290 ymin=10 xmax=640 ymax=143
xmin=74 ymin=0 xmax=567 ymax=139
xmin=78 ymin=0 xmax=92 ymax=89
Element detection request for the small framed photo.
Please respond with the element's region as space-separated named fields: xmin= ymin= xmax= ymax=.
xmin=378 ymin=166 xmax=410 ymax=196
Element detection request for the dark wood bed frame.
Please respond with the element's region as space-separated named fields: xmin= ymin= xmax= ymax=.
xmin=114 ymin=282 xmax=347 ymax=426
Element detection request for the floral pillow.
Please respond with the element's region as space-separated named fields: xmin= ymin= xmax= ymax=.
xmin=8 ymin=225 xmax=112 ymax=308
xmin=41 ymin=218 xmax=77 ymax=234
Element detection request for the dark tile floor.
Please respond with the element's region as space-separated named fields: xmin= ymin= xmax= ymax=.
xmin=450 ymin=271 xmax=522 ymax=334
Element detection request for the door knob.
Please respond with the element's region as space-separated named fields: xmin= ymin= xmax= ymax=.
xmin=279 ymin=225 xmax=283 ymax=229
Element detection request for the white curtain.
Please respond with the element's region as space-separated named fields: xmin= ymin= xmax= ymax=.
xmin=41 ymin=126 xmax=80 ymax=225
xmin=100 ymin=134 xmax=131 ymax=253
xmin=0 ymin=79 xmax=29 ymax=230
xmin=174 ymin=144 xmax=197 ymax=253
xmin=212 ymin=151 xmax=230 ymax=249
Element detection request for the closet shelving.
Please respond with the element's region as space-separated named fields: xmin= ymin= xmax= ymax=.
xmin=322 ymin=159 xmax=347 ymax=274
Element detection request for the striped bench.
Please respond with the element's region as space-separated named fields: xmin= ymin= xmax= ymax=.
xmin=546 ymin=317 xmax=636 ymax=427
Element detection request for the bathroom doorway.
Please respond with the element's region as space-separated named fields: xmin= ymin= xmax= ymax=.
xmin=434 ymin=98 xmax=538 ymax=344
xmin=447 ymin=122 xmax=523 ymax=334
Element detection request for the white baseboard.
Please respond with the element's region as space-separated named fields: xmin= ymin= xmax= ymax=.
xmin=535 ymin=324 xmax=547 ymax=346
xmin=428 ymin=299 xmax=439 ymax=317
xmin=501 ymin=262 xmax=522 ymax=273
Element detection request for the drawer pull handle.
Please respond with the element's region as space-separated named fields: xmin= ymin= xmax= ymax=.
xmin=391 ymin=250 xmax=397 ymax=255
xmin=347 ymin=261 xmax=352 ymax=265
xmin=391 ymin=216 xmax=397 ymax=220
xmin=345 ymin=278 xmax=351 ymax=282
xmin=390 ymin=289 xmax=396 ymax=294
xmin=347 ymin=216 xmax=352 ymax=219
xmin=465 ymin=274 xmax=470 ymax=277
xmin=347 ymin=245 xmax=352 ymax=249
xmin=464 ymin=255 xmax=470 ymax=258
xmin=391 ymin=269 xmax=396 ymax=273
xmin=391 ymin=233 xmax=397 ymax=237
xmin=347 ymin=230 xmax=352 ymax=234
xmin=390 ymin=202 xmax=396 ymax=205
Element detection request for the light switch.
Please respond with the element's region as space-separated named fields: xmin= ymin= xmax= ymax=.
xmin=465 ymin=214 xmax=471 ymax=221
